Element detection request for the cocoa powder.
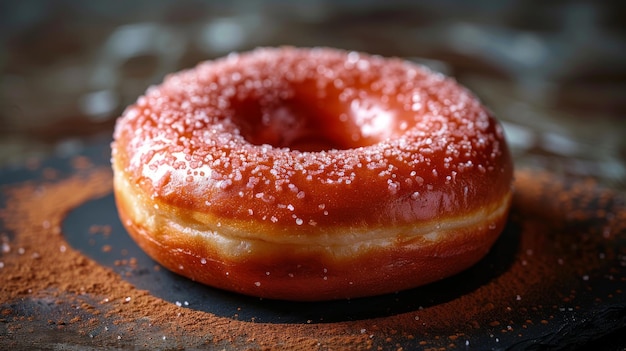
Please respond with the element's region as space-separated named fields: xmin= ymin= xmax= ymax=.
xmin=0 ymin=152 xmax=625 ymax=350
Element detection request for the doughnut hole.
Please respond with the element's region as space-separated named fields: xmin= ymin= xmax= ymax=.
xmin=229 ymin=83 xmax=407 ymax=152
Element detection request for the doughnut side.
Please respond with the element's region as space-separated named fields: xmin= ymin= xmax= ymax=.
xmin=113 ymin=160 xmax=511 ymax=301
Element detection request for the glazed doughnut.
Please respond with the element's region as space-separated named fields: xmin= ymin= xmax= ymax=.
xmin=112 ymin=47 xmax=513 ymax=301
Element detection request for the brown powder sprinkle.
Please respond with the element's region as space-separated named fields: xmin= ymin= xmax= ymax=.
xmin=0 ymin=150 xmax=625 ymax=350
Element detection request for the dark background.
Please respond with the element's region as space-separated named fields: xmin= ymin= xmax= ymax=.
xmin=1 ymin=0 xmax=625 ymax=189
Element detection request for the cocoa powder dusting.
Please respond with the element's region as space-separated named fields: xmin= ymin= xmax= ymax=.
xmin=1 ymin=154 xmax=625 ymax=350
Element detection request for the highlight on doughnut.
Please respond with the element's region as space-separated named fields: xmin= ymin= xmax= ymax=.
xmin=111 ymin=47 xmax=514 ymax=301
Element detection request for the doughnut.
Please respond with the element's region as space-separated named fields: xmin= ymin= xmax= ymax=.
xmin=111 ymin=47 xmax=514 ymax=301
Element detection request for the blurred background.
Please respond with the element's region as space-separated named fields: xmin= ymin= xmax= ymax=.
xmin=1 ymin=0 xmax=625 ymax=189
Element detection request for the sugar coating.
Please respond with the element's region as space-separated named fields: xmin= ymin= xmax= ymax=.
xmin=113 ymin=47 xmax=510 ymax=228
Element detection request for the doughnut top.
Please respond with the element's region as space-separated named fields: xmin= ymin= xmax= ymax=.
xmin=112 ymin=47 xmax=513 ymax=233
